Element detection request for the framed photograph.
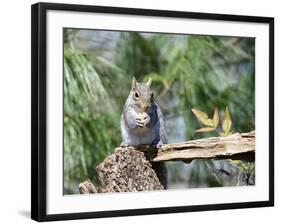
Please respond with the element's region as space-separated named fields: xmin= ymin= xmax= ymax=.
xmin=31 ymin=2 xmax=274 ymax=222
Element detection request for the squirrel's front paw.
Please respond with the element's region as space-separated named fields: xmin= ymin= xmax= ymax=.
xmin=136 ymin=112 xmax=150 ymax=128
xmin=156 ymin=142 xmax=164 ymax=148
xmin=152 ymin=140 xmax=164 ymax=149
xmin=120 ymin=141 xmax=129 ymax=147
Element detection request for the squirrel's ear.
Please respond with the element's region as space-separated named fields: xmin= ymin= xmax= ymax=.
xmin=132 ymin=77 xmax=137 ymax=90
xmin=146 ymin=77 xmax=152 ymax=87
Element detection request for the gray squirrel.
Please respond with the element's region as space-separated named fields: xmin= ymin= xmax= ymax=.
xmin=120 ymin=77 xmax=167 ymax=148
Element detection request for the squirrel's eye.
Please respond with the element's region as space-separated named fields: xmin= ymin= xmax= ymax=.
xmin=151 ymin=93 xmax=154 ymax=98
xmin=134 ymin=91 xmax=139 ymax=98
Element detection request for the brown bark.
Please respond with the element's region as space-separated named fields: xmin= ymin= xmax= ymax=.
xmin=79 ymin=148 xmax=164 ymax=194
xmin=151 ymin=131 xmax=255 ymax=163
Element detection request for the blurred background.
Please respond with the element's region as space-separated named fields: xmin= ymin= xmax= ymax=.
xmin=63 ymin=29 xmax=255 ymax=194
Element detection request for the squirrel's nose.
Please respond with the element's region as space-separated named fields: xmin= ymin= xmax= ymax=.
xmin=143 ymin=105 xmax=150 ymax=112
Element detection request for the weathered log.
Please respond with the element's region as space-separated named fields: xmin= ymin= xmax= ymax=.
xmin=79 ymin=131 xmax=255 ymax=194
xmin=79 ymin=179 xmax=98 ymax=194
xmin=79 ymin=148 xmax=164 ymax=194
xmin=125 ymin=131 xmax=255 ymax=163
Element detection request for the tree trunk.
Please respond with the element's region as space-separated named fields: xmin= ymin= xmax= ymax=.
xmin=79 ymin=148 xmax=164 ymax=194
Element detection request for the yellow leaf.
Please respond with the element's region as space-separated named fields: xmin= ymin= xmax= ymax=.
xmin=212 ymin=107 xmax=219 ymax=128
xmin=195 ymin=127 xmax=215 ymax=133
xmin=192 ymin=108 xmax=213 ymax=127
xmin=222 ymin=107 xmax=232 ymax=133
xmin=206 ymin=119 xmax=214 ymax=126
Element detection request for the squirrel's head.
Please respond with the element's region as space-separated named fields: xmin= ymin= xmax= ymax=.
xmin=130 ymin=77 xmax=154 ymax=113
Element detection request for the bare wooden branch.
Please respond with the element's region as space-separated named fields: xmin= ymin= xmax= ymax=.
xmin=115 ymin=131 xmax=255 ymax=163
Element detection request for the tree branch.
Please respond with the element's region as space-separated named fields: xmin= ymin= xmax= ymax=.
xmin=116 ymin=131 xmax=255 ymax=163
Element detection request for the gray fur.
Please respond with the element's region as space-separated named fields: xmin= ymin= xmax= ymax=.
xmin=120 ymin=79 xmax=167 ymax=147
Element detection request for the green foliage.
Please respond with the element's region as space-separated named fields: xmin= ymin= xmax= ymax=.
xmin=228 ymin=160 xmax=255 ymax=185
xmin=64 ymin=32 xmax=122 ymax=194
xmin=167 ymin=36 xmax=253 ymax=139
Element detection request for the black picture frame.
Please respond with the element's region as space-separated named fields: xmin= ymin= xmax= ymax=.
xmin=31 ymin=2 xmax=274 ymax=222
